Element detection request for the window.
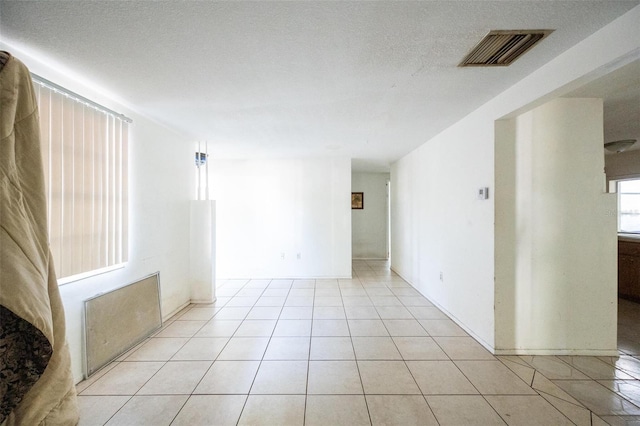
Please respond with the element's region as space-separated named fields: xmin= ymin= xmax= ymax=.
xmin=34 ymin=76 xmax=130 ymax=282
xmin=618 ymin=179 xmax=640 ymax=234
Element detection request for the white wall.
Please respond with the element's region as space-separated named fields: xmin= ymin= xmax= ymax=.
xmin=211 ymin=157 xmax=351 ymax=279
xmin=391 ymin=5 xmax=639 ymax=351
xmin=495 ymin=99 xmax=617 ymax=354
xmin=4 ymin=45 xmax=194 ymax=382
xmin=391 ymin=115 xmax=496 ymax=347
xmin=352 ymin=172 xmax=389 ymax=259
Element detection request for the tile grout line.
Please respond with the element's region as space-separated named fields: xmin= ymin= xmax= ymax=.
xmin=384 ymin=281 xmax=444 ymax=424
xmin=345 ymin=269 xmax=374 ymax=425
xmin=99 ymin=394 xmax=135 ymax=426
xmin=234 ymin=278 xmax=276 ymax=425
xmin=430 ymin=333 xmax=510 ymax=426
xmin=518 ymin=355 xmax=640 ymax=418
xmin=302 ymin=278 xmax=317 ymax=426
xmin=167 ymin=287 xmax=235 ymax=425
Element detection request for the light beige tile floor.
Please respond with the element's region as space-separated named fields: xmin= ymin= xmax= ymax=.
xmin=77 ymin=260 xmax=640 ymax=425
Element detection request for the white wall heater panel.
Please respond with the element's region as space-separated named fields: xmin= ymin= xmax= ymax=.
xmin=83 ymin=272 xmax=161 ymax=377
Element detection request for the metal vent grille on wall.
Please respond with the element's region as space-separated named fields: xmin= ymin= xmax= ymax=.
xmin=459 ymin=30 xmax=553 ymax=67
xmin=84 ymin=273 xmax=162 ymax=377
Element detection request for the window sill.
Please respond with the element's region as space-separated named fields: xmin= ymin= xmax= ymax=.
xmin=58 ymin=263 xmax=126 ymax=286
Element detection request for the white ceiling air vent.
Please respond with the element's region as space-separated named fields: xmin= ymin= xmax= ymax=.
xmin=459 ymin=30 xmax=553 ymax=67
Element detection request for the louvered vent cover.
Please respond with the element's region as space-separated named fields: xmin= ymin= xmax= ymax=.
xmin=459 ymin=30 xmax=553 ymax=67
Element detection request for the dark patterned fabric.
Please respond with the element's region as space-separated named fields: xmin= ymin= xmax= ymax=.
xmin=0 ymin=305 xmax=52 ymax=423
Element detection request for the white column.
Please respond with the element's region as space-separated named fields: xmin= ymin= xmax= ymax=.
xmin=189 ymin=200 xmax=216 ymax=303
xmin=495 ymin=98 xmax=617 ymax=355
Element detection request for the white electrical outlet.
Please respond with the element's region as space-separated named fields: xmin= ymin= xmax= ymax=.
xmin=281 ymin=252 xmax=285 ymax=260
xmin=439 ymin=271 xmax=443 ymax=281
xmin=297 ymin=253 xmax=301 ymax=260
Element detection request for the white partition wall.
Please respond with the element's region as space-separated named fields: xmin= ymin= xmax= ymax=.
xmin=190 ymin=200 xmax=216 ymax=303
xmin=494 ymin=98 xmax=617 ymax=355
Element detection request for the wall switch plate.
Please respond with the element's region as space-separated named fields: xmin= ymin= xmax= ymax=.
xmin=478 ymin=187 xmax=489 ymax=200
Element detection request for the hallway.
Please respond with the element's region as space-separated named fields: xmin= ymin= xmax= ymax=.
xmin=76 ymin=260 xmax=640 ymax=425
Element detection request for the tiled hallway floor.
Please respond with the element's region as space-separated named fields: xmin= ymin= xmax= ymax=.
xmin=77 ymin=260 xmax=640 ymax=425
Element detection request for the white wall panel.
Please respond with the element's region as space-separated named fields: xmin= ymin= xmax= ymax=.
xmin=212 ymin=157 xmax=351 ymax=279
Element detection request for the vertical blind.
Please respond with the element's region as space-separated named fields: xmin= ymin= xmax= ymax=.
xmin=34 ymin=79 xmax=129 ymax=280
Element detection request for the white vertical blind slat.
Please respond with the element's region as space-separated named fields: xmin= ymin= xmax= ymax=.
xmin=96 ymin=112 xmax=106 ymax=268
xmin=82 ymin=106 xmax=94 ymax=274
xmin=121 ymin=123 xmax=129 ymax=263
xmin=107 ymin=117 xmax=117 ymax=265
xmin=92 ymin=111 xmax=101 ymax=271
xmin=61 ymin=95 xmax=75 ymax=277
xmin=114 ymin=120 xmax=122 ymax=264
xmin=72 ymin=101 xmax=84 ymax=276
xmin=49 ymin=92 xmax=64 ymax=274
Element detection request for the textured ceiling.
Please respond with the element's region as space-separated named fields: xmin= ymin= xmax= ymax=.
xmin=1 ymin=1 xmax=638 ymax=171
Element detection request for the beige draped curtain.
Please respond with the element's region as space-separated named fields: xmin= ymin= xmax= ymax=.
xmin=1 ymin=51 xmax=79 ymax=426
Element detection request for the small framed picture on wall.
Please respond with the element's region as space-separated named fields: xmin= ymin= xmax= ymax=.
xmin=351 ymin=192 xmax=363 ymax=209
